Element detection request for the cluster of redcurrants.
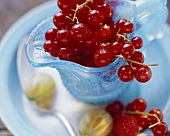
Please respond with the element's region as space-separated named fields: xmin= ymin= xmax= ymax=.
xmin=43 ymin=0 xmax=154 ymax=83
xmin=106 ymin=98 xmax=168 ymax=136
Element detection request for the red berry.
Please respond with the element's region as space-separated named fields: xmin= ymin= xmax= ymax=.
xmin=136 ymin=115 xmax=150 ymax=130
xmin=134 ymin=66 xmax=152 ymax=83
xmin=82 ymin=31 xmax=98 ymax=48
xmin=113 ymin=115 xmax=139 ymax=136
xmin=56 ymin=29 xmax=72 ymax=46
xmin=103 ymin=17 xmax=114 ymax=28
xmin=45 ymin=28 xmax=58 ymax=41
xmin=105 ymin=100 xmax=124 ymax=115
xmin=132 ymin=98 xmax=147 ymax=112
xmin=125 ymin=102 xmax=136 ymax=112
xmin=152 ymin=122 xmax=168 ymax=136
xmin=71 ymin=42 xmax=83 ymax=55
xmin=88 ymin=0 xmax=104 ymax=8
xmin=117 ymin=35 xmax=127 ymax=45
xmin=130 ymin=51 xmax=144 ymax=67
xmin=93 ymin=48 xmax=112 ymax=67
xmin=53 ymin=12 xmax=72 ymax=29
xmin=70 ymin=23 xmax=89 ymax=41
xmin=109 ymin=41 xmax=122 ymax=56
xmin=76 ymin=0 xmax=86 ymax=5
xmin=148 ymin=108 xmax=163 ymax=125
xmin=95 ymin=2 xmax=112 ymax=19
xmin=116 ymin=19 xmax=134 ymax=34
xmin=58 ymin=47 xmax=75 ymax=61
xmin=57 ymin=0 xmax=75 ymax=15
xmin=43 ymin=40 xmax=59 ymax=52
xmin=118 ymin=65 xmax=134 ymax=82
xmin=131 ymin=36 xmax=143 ymax=49
xmin=81 ymin=56 xmax=96 ymax=67
xmin=76 ymin=6 xmax=90 ymax=23
xmin=112 ymin=111 xmax=124 ymax=125
xmin=87 ymin=10 xmax=104 ymax=27
xmin=97 ymin=24 xmax=113 ymax=41
xmin=121 ymin=43 xmax=135 ymax=59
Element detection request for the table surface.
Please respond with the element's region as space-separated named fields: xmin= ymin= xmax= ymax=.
xmin=0 ymin=0 xmax=170 ymax=135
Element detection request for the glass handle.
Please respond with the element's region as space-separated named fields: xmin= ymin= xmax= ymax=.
xmin=134 ymin=0 xmax=168 ymax=45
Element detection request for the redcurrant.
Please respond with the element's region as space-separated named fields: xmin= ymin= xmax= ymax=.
xmin=118 ymin=65 xmax=134 ymax=82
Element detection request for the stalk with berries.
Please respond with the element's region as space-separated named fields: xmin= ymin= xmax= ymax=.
xmin=43 ymin=0 xmax=158 ymax=83
xmin=106 ymin=98 xmax=168 ymax=136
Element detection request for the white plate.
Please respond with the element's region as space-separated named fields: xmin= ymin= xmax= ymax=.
xmin=0 ymin=1 xmax=170 ymax=135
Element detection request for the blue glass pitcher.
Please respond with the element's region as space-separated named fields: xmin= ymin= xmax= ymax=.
xmin=25 ymin=0 xmax=168 ymax=104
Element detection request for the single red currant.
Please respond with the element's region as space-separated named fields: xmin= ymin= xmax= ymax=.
xmin=57 ymin=0 xmax=74 ymax=15
xmin=151 ymin=122 xmax=168 ymax=136
xmin=82 ymin=31 xmax=98 ymax=48
xmin=45 ymin=28 xmax=58 ymax=41
xmin=116 ymin=19 xmax=134 ymax=34
xmin=105 ymin=100 xmax=124 ymax=115
xmin=76 ymin=6 xmax=90 ymax=23
xmin=109 ymin=41 xmax=123 ymax=56
xmin=56 ymin=29 xmax=72 ymax=46
xmin=88 ymin=0 xmax=104 ymax=8
xmin=125 ymin=102 xmax=136 ymax=112
xmin=95 ymin=2 xmax=112 ymax=19
xmin=103 ymin=17 xmax=114 ymax=28
xmin=70 ymin=23 xmax=89 ymax=41
xmin=121 ymin=43 xmax=135 ymax=59
xmin=43 ymin=40 xmax=59 ymax=52
xmin=134 ymin=66 xmax=152 ymax=83
xmin=70 ymin=42 xmax=83 ymax=55
xmin=43 ymin=40 xmax=60 ymax=57
xmin=97 ymin=24 xmax=113 ymax=41
xmin=131 ymin=36 xmax=143 ymax=49
xmin=130 ymin=51 xmax=144 ymax=67
xmin=132 ymin=98 xmax=147 ymax=112
xmin=116 ymin=35 xmax=127 ymax=45
xmin=87 ymin=10 xmax=104 ymax=27
xmin=118 ymin=65 xmax=134 ymax=82
xmin=148 ymin=108 xmax=163 ymax=125
xmin=58 ymin=47 xmax=75 ymax=61
xmin=53 ymin=12 xmax=72 ymax=29
xmin=93 ymin=48 xmax=112 ymax=67
xmin=136 ymin=115 xmax=150 ymax=130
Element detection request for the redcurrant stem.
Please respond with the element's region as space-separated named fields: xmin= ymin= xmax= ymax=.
xmin=85 ymin=4 xmax=91 ymax=11
xmin=127 ymin=111 xmax=161 ymax=128
xmin=129 ymin=62 xmax=135 ymax=70
xmin=117 ymin=33 xmax=130 ymax=42
xmin=116 ymin=55 xmax=158 ymax=67
xmin=71 ymin=0 xmax=92 ymax=23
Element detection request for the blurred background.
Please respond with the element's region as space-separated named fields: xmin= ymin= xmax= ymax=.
xmin=0 ymin=0 xmax=170 ymax=136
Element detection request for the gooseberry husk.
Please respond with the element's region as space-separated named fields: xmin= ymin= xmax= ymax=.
xmin=79 ymin=109 xmax=113 ymax=136
xmin=26 ymin=73 xmax=56 ymax=109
